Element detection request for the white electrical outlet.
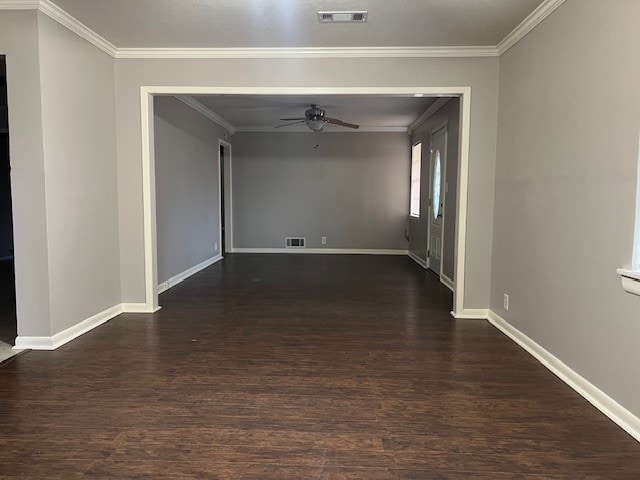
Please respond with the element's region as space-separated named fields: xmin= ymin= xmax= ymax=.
xmin=504 ymin=293 xmax=509 ymax=311
xmin=214 ymin=242 xmax=218 ymax=251
xmin=321 ymin=236 xmax=327 ymax=245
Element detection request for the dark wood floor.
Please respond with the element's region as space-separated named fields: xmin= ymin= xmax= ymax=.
xmin=1 ymin=254 xmax=639 ymax=478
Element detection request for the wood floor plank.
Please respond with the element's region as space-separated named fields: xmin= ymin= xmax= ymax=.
xmin=0 ymin=254 xmax=639 ymax=478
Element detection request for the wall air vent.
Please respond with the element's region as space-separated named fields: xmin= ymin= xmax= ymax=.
xmin=318 ymin=11 xmax=368 ymax=23
xmin=285 ymin=237 xmax=306 ymax=248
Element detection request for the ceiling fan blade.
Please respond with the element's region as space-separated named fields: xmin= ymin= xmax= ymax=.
xmin=279 ymin=117 xmax=306 ymax=121
xmin=274 ymin=120 xmax=306 ymax=129
xmin=325 ymin=118 xmax=360 ymax=129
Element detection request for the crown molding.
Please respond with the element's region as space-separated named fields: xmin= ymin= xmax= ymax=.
xmin=115 ymin=46 xmax=498 ymax=59
xmin=0 ymin=0 xmax=117 ymax=56
xmin=0 ymin=0 xmax=38 ymax=9
xmin=234 ymin=125 xmax=408 ymax=133
xmin=174 ymin=96 xmax=235 ymax=134
xmin=408 ymin=97 xmax=452 ymax=134
xmin=1 ymin=0 xmax=564 ymax=59
xmin=496 ymin=0 xmax=566 ymax=56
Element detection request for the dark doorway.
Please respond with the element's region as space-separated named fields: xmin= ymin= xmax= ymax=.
xmin=0 ymin=57 xmax=16 ymax=346
xmin=219 ymin=144 xmax=226 ymax=254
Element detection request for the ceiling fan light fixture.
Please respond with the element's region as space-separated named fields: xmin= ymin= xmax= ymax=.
xmin=306 ymin=119 xmax=325 ymax=132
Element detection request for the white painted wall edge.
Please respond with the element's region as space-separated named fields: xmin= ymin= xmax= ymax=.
xmin=158 ymin=254 xmax=222 ymax=294
xmin=121 ymin=303 xmax=160 ymax=313
xmin=617 ymin=268 xmax=640 ymax=296
xmin=231 ymin=248 xmax=408 ymax=255
xmin=14 ymin=304 xmax=123 ymax=350
xmin=408 ymin=251 xmax=427 ymax=268
xmin=487 ymin=310 xmax=640 ymax=444
xmin=451 ymin=308 xmax=489 ymax=319
xmin=440 ymin=274 xmax=454 ymax=292
xmin=14 ymin=301 xmax=164 ymax=350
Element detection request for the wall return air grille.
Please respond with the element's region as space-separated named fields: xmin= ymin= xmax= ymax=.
xmin=285 ymin=237 xmax=306 ymax=248
xmin=318 ymin=11 xmax=368 ymax=23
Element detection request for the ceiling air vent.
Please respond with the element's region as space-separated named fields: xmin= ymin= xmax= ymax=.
xmin=318 ymin=11 xmax=368 ymax=23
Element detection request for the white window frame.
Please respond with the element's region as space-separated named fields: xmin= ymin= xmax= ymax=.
xmin=410 ymin=142 xmax=422 ymax=218
xmin=617 ymin=133 xmax=640 ymax=295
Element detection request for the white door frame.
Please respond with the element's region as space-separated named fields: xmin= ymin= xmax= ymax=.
xmin=217 ymin=139 xmax=233 ymax=255
xmin=140 ymin=86 xmax=472 ymax=317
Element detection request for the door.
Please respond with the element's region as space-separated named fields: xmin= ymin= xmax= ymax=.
xmin=427 ymin=124 xmax=447 ymax=274
xmin=219 ymin=144 xmax=226 ymax=254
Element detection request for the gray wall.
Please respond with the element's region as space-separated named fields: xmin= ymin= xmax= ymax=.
xmin=492 ymin=0 xmax=640 ymax=417
xmin=114 ymin=57 xmax=499 ymax=309
xmin=409 ymin=98 xmax=460 ymax=281
xmin=232 ymin=132 xmax=409 ymax=250
xmin=0 ymin=11 xmax=51 ymax=336
xmin=154 ymin=96 xmax=225 ymax=283
xmin=38 ymin=13 xmax=120 ymax=335
xmin=0 ymin=11 xmax=120 ymax=337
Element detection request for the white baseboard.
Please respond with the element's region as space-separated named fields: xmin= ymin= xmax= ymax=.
xmin=440 ymin=273 xmax=455 ymax=292
xmin=487 ymin=310 xmax=640 ymax=443
xmin=157 ymin=254 xmax=222 ymax=294
xmin=408 ymin=251 xmax=427 ymax=268
xmin=230 ymin=248 xmax=408 ymax=255
xmin=121 ymin=303 xmax=160 ymax=313
xmin=451 ymin=308 xmax=489 ymax=319
xmin=14 ymin=304 xmax=123 ymax=351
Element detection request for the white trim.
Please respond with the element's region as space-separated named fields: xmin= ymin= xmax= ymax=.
xmin=116 ymin=46 xmax=498 ymax=59
xmin=158 ymin=255 xmax=222 ymax=294
xmin=408 ymin=251 xmax=427 ymax=269
xmin=235 ymin=125 xmax=409 ymax=133
xmin=617 ymin=269 xmax=640 ymax=296
xmin=487 ymin=310 xmax=640 ymax=443
xmin=141 ymin=86 xmax=471 ymax=317
xmin=0 ymin=0 xmax=119 ymax=57
xmin=13 ymin=304 xmax=123 ymax=350
xmin=219 ymin=139 xmax=234 ymax=252
xmin=141 ymin=90 xmax=159 ymax=312
xmin=408 ymin=98 xmax=452 ymax=134
xmin=453 ymin=92 xmax=471 ymax=317
xmin=231 ymin=248 xmax=408 ymax=255
xmin=440 ymin=273 xmax=454 ymax=292
xmin=496 ymin=0 xmax=566 ymax=56
xmin=0 ymin=1 xmax=39 ymax=8
xmin=121 ymin=303 xmax=159 ymax=313
xmin=0 ymin=1 xmax=562 ymax=59
xmin=451 ymin=308 xmax=489 ymax=319
xmin=175 ymin=96 xmax=235 ymax=134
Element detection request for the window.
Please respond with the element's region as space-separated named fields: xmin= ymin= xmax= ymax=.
xmin=433 ymin=150 xmax=442 ymax=219
xmin=633 ymin=136 xmax=640 ymax=271
xmin=618 ymin=133 xmax=640 ymax=295
xmin=410 ymin=142 xmax=422 ymax=217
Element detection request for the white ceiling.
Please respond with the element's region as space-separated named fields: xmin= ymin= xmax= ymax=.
xmin=190 ymin=95 xmax=440 ymax=131
xmin=48 ymin=0 xmax=544 ymax=49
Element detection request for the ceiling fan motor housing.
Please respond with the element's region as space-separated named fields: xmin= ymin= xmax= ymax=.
xmin=305 ymin=105 xmax=325 ymax=120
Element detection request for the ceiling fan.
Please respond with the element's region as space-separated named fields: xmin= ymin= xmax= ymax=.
xmin=276 ymin=104 xmax=360 ymax=132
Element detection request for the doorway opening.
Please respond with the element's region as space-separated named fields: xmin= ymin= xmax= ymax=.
xmin=0 ymin=56 xmax=17 ymax=354
xmin=141 ymin=87 xmax=472 ymax=317
xmin=218 ymin=139 xmax=233 ymax=255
